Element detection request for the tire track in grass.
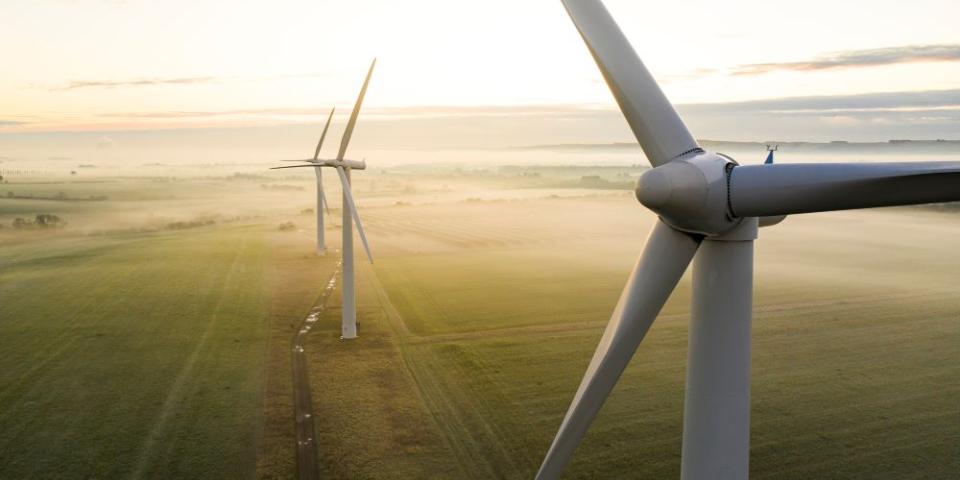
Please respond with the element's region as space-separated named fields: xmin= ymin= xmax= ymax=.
xmin=364 ymin=259 xmax=959 ymax=479
xmin=361 ymin=265 xmax=480 ymax=479
xmin=128 ymin=233 xmax=250 ymax=480
xmin=0 ymin=241 xmax=147 ymax=416
xmin=362 ymin=263 xmax=525 ymax=479
xmin=291 ymin=261 xmax=340 ymax=480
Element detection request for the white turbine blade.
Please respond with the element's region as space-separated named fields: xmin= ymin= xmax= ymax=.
xmin=320 ymin=188 xmax=331 ymax=215
xmin=279 ymin=159 xmax=320 ymax=162
xmin=536 ymin=220 xmax=701 ymax=480
xmin=336 ymin=166 xmax=374 ymax=263
xmin=314 ymin=167 xmax=331 ymax=215
xmin=730 ymin=161 xmax=960 ymax=217
xmin=314 ymin=107 xmax=335 ymax=161
xmin=270 ymin=164 xmax=322 ymax=170
xmin=561 ymin=0 xmax=699 ymax=167
xmin=336 ymin=59 xmax=376 ymax=161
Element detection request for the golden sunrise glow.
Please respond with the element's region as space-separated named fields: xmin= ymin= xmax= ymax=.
xmin=1 ymin=0 xmax=959 ymax=133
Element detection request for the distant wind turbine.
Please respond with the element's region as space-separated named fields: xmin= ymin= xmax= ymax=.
xmin=280 ymin=107 xmax=336 ymax=254
xmin=535 ymin=1 xmax=960 ymax=479
xmin=272 ymin=59 xmax=377 ymax=339
xmin=764 ymin=144 xmax=778 ymax=165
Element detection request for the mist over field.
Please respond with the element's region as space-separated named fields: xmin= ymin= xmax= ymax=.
xmin=0 ymin=130 xmax=957 ymax=479
xmin=2 ymin=134 xmax=957 ymax=238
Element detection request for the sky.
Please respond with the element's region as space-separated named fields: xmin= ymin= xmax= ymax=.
xmin=1 ymin=0 xmax=959 ymax=147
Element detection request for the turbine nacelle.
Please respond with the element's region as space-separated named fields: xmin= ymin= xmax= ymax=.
xmin=635 ymin=151 xmax=739 ymax=237
xmin=321 ymin=158 xmax=367 ymax=170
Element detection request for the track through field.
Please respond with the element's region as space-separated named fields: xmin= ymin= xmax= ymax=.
xmin=292 ymin=261 xmax=341 ymax=480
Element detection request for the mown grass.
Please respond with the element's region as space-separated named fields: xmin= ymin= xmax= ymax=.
xmin=0 ymin=222 xmax=275 ymax=479
xmin=0 ymin=173 xmax=348 ymax=479
xmin=399 ymin=288 xmax=959 ymax=479
xmin=2 ymin=172 xmax=957 ymax=479
xmin=308 ymin=202 xmax=959 ymax=479
xmin=304 ymin=265 xmax=467 ymax=478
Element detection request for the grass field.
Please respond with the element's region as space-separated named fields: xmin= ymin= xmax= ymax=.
xmin=0 ymin=175 xmax=338 ymax=479
xmin=1 ymin=168 xmax=956 ymax=479
xmin=0 ymin=223 xmax=272 ymax=478
xmin=309 ymin=195 xmax=960 ymax=479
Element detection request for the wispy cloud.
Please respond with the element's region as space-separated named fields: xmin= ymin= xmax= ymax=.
xmin=675 ymin=89 xmax=960 ymax=142
xmin=680 ymin=89 xmax=960 ymax=114
xmin=94 ymin=104 xmax=602 ymax=120
xmin=11 ymin=90 xmax=959 ymax=143
xmin=54 ymin=76 xmax=216 ymax=91
xmin=0 ymin=120 xmax=25 ymax=126
xmin=97 ymin=107 xmax=335 ymax=119
xmin=50 ymin=72 xmax=330 ymax=91
xmin=733 ymin=44 xmax=960 ymax=75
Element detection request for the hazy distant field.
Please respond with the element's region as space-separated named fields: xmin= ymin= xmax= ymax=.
xmin=0 ymin=161 xmax=956 ymax=479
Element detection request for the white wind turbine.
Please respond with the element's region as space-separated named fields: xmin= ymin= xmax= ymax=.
xmin=273 ymin=60 xmax=376 ymax=339
xmin=536 ymin=1 xmax=960 ymax=479
xmin=281 ymin=107 xmax=336 ymax=254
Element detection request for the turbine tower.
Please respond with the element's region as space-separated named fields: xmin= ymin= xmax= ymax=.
xmin=536 ymin=1 xmax=960 ymax=479
xmin=273 ymin=59 xmax=376 ymax=339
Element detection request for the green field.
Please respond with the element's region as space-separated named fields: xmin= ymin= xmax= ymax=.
xmin=0 ymin=175 xmax=338 ymax=479
xmin=309 ymin=196 xmax=960 ymax=479
xmin=0 ymin=224 xmax=270 ymax=478
xmin=0 ymin=170 xmax=957 ymax=479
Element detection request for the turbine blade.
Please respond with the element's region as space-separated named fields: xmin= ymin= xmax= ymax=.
xmin=279 ymin=159 xmax=320 ymax=162
xmin=314 ymin=168 xmax=330 ymax=215
xmin=320 ymin=188 xmax=331 ymax=215
xmin=270 ymin=164 xmax=322 ymax=170
xmin=337 ymin=59 xmax=376 ymax=161
xmin=536 ymin=220 xmax=701 ymax=479
xmin=314 ymin=107 xmax=336 ymax=161
xmin=730 ymin=162 xmax=960 ymax=217
xmin=561 ymin=0 xmax=699 ymax=167
xmin=336 ymin=166 xmax=374 ymax=263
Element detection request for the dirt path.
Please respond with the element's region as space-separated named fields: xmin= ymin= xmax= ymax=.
xmin=292 ymin=262 xmax=340 ymax=480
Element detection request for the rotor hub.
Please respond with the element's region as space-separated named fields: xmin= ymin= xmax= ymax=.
xmin=635 ymin=151 xmax=741 ymax=236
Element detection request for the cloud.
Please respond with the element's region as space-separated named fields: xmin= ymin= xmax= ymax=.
xmin=96 ymin=104 xmax=615 ymax=121
xmin=97 ymin=107 xmax=337 ymax=119
xmin=0 ymin=120 xmax=25 ymax=126
xmin=674 ymin=89 xmax=960 ymax=142
xmin=733 ymin=44 xmax=960 ymax=75
xmin=51 ymin=72 xmax=329 ymax=91
xmin=55 ymin=76 xmax=216 ymax=90
xmin=12 ymin=89 xmax=959 ymax=145
xmin=679 ymin=89 xmax=960 ymax=115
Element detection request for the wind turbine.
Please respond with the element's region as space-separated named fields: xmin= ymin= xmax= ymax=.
xmin=281 ymin=107 xmax=336 ymax=254
xmin=273 ymin=60 xmax=376 ymax=339
xmin=536 ymin=1 xmax=960 ymax=479
xmin=764 ymin=144 xmax=778 ymax=165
